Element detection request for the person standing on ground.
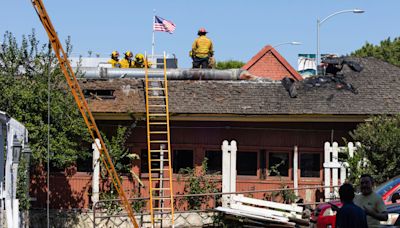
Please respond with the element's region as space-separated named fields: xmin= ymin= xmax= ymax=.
xmin=108 ymin=51 xmax=121 ymax=68
xmin=336 ymin=183 xmax=368 ymax=228
xmin=354 ymin=174 xmax=388 ymax=227
xmin=191 ymin=28 xmax=214 ymax=69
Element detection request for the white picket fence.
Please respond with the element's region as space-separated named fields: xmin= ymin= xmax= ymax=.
xmin=323 ymin=141 xmax=361 ymax=200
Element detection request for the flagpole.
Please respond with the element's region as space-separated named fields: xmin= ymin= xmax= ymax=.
xmin=151 ymin=9 xmax=156 ymax=58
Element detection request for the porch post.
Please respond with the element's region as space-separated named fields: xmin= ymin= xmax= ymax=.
xmin=293 ymin=146 xmax=298 ymax=197
xmin=92 ymin=139 xmax=100 ymax=205
xmin=324 ymin=142 xmax=331 ymax=201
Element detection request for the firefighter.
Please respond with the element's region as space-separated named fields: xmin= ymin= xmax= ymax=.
xmin=133 ymin=53 xmax=152 ymax=68
xmin=120 ymin=51 xmax=134 ymax=68
xmin=107 ymin=51 xmax=121 ymax=68
xmin=191 ymin=28 xmax=214 ymax=69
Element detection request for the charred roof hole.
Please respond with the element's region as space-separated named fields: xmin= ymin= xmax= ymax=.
xmin=83 ymin=89 xmax=115 ymax=100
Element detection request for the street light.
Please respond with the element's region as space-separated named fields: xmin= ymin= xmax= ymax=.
xmin=12 ymin=135 xmax=22 ymax=164
xmin=22 ymin=145 xmax=32 ymax=164
xmin=273 ymin=41 xmax=302 ymax=49
xmin=317 ymin=9 xmax=365 ymax=70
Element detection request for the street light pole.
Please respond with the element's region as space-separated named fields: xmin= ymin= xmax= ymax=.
xmin=273 ymin=41 xmax=302 ymax=49
xmin=316 ymin=9 xmax=365 ymax=71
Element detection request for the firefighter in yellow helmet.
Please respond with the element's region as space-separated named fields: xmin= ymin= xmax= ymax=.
xmin=191 ymin=28 xmax=214 ymax=68
xmin=107 ymin=51 xmax=121 ymax=68
xmin=133 ymin=53 xmax=152 ymax=68
xmin=120 ymin=51 xmax=135 ymax=68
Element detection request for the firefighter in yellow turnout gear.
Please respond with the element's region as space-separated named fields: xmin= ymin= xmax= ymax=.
xmin=120 ymin=51 xmax=135 ymax=68
xmin=133 ymin=53 xmax=152 ymax=68
xmin=191 ymin=28 xmax=214 ymax=68
xmin=108 ymin=51 xmax=121 ymax=68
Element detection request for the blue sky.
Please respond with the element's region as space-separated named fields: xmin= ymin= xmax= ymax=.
xmin=0 ymin=1 xmax=398 ymax=68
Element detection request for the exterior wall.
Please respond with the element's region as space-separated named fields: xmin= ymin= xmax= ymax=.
xmin=30 ymin=121 xmax=357 ymax=209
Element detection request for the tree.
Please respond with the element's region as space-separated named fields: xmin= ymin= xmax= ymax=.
xmin=347 ymin=115 xmax=400 ymax=184
xmin=215 ymin=60 xmax=245 ymax=69
xmin=351 ymin=37 xmax=400 ymax=67
xmin=0 ymin=30 xmax=91 ymax=168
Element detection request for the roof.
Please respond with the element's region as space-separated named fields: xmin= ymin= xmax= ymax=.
xmin=241 ymin=45 xmax=303 ymax=81
xmin=79 ymin=58 xmax=400 ymax=118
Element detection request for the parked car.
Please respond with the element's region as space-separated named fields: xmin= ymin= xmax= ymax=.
xmin=379 ymin=203 xmax=400 ymax=227
xmin=310 ymin=176 xmax=400 ymax=228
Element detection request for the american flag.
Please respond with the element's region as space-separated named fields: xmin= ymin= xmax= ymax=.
xmin=153 ymin=16 xmax=176 ymax=34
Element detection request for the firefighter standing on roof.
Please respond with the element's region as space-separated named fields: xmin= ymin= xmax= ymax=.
xmin=191 ymin=28 xmax=214 ymax=69
xmin=133 ymin=53 xmax=152 ymax=68
xmin=108 ymin=51 xmax=121 ymax=68
xmin=120 ymin=51 xmax=135 ymax=68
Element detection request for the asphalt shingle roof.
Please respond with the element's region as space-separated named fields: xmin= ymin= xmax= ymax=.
xmin=79 ymin=57 xmax=400 ymax=115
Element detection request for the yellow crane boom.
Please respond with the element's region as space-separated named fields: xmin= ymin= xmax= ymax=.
xmin=30 ymin=0 xmax=139 ymax=227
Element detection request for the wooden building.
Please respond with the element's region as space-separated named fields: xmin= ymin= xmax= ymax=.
xmin=30 ymin=56 xmax=400 ymax=209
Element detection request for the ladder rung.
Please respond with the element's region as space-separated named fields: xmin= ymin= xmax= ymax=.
xmin=149 ymin=131 xmax=168 ymax=134
xmin=148 ymin=88 xmax=165 ymax=91
xmin=152 ymin=197 xmax=171 ymax=201
xmin=150 ymin=159 xmax=169 ymax=162
xmin=153 ymin=208 xmax=172 ymax=210
xmin=150 ymin=140 xmax=168 ymax=143
xmin=152 ymin=178 xmax=171 ymax=181
xmin=152 ymin=188 xmax=171 ymax=190
xmin=148 ymin=105 xmax=167 ymax=107
xmin=150 ymin=168 xmax=170 ymax=171
xmin=149 ymin=149 xmax=168 ymax=152
xmin=148 ymin=114 xmax=167 ymax=116
xmin=149 ymin=122 xmax=167 ymax=125
xmin=147 ymin=79 xmax=164 ymax=82
xmin=148 ymin=96 xmax=166 ymax=99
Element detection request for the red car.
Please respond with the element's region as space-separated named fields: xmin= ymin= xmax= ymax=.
xmin=310 ymin=176 xmax=400 ymax=228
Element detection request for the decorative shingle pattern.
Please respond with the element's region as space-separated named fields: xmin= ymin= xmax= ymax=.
xmin=79 ymin=58 xmax=400 ymax=115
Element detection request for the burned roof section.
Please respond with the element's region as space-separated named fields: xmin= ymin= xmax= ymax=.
xmin=79 ymin=57 xmax=400 ymax=115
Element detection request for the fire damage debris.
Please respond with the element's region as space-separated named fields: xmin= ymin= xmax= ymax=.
xmin=281 ymin=57 xmax=363 ymax=98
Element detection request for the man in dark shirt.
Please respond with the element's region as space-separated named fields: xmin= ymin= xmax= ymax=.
xmin=336 ymin=183 xmax=368 ymax=228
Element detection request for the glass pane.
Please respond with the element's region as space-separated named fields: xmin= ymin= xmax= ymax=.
xmin=173 ymin=150 xmax=193 ymax=173
xmin=268 ymin=152 xmax=289 ymax=177
xmin=205 ymin=150 xmax=222 ymax=174
xmin=237 ymin=152 xmax=257 ymax=176
xmin=300 ymin=153 xmax=320 ymax=177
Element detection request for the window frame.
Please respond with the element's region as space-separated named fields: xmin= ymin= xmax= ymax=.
xmin=172 ymin=148 xmax=194 ymax=174
xmin=236 ymin=150 xmax=259 ymax=179
xmin=267 ymin=151 xmax=291 ymax=180
xmin=299 ymin=150 xmax=322 ymax=180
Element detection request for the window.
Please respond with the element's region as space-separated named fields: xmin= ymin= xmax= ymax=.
xmin=140 ymin=149 xmax=160 ymax=174
xmin=205 ymin=150 xmax=222 ymax=174
xmin=268 ymin=152 xmax=289 ymax=177
xmin=83 ymin=89 xmax=115 ymax=99
xmin=76 ymin=155 xmax=93 ymax=172
xmin=173 ymin=150 xmax=193 ymax=173
xmin=300 ymin=153 xmax=321 ymax=177
xmin=237 ymin=151 xmax=257 ymax=176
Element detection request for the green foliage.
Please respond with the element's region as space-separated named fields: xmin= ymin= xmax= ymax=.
xmin=177 ymin=158 xmax=220 ymax=210
xmin=351 ymin=37 xmax=400 ymax=67
xmin=215 ymin=60 xmax=245 ymax=69
xmin=348 ymin=115 xmax=400 ymax=184
xmin=17 ymin=156 xmax=30 ymax=211
xmin=265 ymin=161 xmax=297 ymax=204
xmin=102 ymin=126 xmax=139 ymax=174
xmin=0 ymin=30 xmax=91 ymax=168
xmin=100 ymin=126 xmax=144 ymax=213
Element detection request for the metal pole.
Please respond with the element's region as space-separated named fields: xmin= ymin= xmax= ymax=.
xmin=159 ymin=144 xmax=165 ymax=227
xmin=151 ymin=10 xmax=156 ymax=58
xmin=47 ymin=71 xmax=51 ymax=228
xmin=316 ymin=18 xmax=320 ymax=73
